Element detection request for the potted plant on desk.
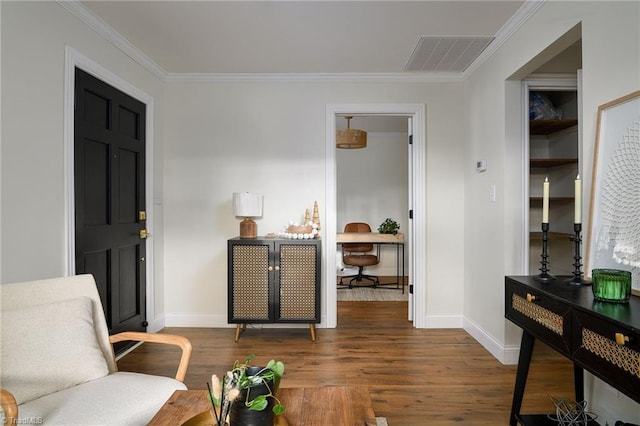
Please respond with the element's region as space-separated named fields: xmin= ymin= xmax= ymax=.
xmin=378 ymin=218 xmax=400 ymax=235
xmin=208 ymin=354 xmax=285 ymax=426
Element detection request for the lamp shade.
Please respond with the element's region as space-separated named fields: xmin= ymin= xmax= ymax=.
xmin=336 ymin=116 xmax=367 ymax=149
xmin=232 ymin=192 xmax=263 ymax=218
xmin=336 ymin=129 xmax=367 ymax=149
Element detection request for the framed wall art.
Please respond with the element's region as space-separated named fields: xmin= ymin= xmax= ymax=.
xmin=585 ymin=90 xmax=640 ymax=296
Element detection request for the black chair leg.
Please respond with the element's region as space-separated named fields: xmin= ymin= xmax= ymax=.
xmin=339 ymin=266 xmax=379 ymax=288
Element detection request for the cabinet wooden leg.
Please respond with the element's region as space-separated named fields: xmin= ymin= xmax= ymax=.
xmin=235 ymin=324 xmax=246 ymax=342
xmin=309 ymin=324 xmax=316 ymax=342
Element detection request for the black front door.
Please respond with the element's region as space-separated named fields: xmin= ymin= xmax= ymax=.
xmin=74 ymin=68 xmax=147 ymax=338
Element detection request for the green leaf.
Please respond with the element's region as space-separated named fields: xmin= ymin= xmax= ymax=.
xmin=264 ymin=360 xmax=284 ymax=389
xmin=266 ymin=360 xmax=284 ymax=377
xmin=248 ymin=395 xmax=268 ymax=411
xmin=273 ymin=404 xmax=286 ymax=415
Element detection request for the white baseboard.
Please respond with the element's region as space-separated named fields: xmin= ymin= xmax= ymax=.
xmin=425 ymin=314 xmax=463 ymax=328
xmin=147 ymin=314 xmax=165 ymax=333
xmin=463 ymin=317 xmax=520 ymax=365
xmin=164 ymin=313 xmax=232 ymax=327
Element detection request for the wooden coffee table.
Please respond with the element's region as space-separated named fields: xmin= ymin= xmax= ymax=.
xmin=148 ymin=386 xmax=377 ymax=425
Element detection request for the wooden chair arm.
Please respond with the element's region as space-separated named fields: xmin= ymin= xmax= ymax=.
xmin=1 ymin=388 xmax=18 ymax=425
xmin=109 ymin=332 xmax=192 ymax=382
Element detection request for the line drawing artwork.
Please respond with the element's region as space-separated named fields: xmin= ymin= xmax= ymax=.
xmin=587 ymin=91 xmax=640 ymax=293
xmin=595 ymin=121 xmax=640 ymax=267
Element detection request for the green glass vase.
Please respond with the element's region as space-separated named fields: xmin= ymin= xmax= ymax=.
xmin=591 ymin=269 xmax=632 ymax=303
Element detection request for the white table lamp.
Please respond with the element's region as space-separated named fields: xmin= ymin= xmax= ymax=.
xmin=233 ymin=192 xmax=263 ymax=238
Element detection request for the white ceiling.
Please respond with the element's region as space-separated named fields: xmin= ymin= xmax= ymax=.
xmin=75 ymin=0 xmax=537 ymax=132
xmin=80 ymin=0 xmax=529 ymax=75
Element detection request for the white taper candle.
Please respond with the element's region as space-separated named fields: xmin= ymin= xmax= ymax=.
xmin=574 ymin=175 xmax=581 ymax=224
xmin=542 ymin=177 xmax=549 ymax=224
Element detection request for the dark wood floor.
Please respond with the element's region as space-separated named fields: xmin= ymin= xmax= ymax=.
xmin=117 ymin=301 xmax=574 ymax=425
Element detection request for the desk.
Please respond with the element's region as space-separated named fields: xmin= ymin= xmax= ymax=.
xmin=148 ymin=386 xmax=377 ymax=425
xmin=505 ymin=276 xmax=640 ymax=425
xmin=337 ymin=232 xmax=405 ymax=293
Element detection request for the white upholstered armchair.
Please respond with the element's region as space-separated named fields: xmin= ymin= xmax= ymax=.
xmin=0 ymin=274 xmax=192 ymax=425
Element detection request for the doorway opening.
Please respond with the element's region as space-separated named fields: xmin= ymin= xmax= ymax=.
xmin=335 ymin=115 xmax=409 ymax=304
xmin=324 ymin=104 xmax=426 ymax=329
xmin=505 ymin=23 xmax=582 ymax=276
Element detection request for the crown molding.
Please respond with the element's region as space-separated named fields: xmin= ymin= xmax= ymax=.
xmin=463 ymin=0 xmax=546 ymax=78
xmin=59 ymin=0 xmax=544 ymax=84
xmin=164 ymin=72 xmax=464 ymax=84
xmin=57 ymin=0 xmax=168 ymax=81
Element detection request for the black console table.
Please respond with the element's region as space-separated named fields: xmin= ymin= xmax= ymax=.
xmin=505 ymin=276 xmax=640 ymax=425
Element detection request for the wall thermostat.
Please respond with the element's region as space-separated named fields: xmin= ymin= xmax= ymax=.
xmin=476 ymin=159 xmax=487 ymax=172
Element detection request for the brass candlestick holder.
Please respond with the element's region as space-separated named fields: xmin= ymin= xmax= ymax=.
xmin=565 ymin=223 xmax=591 ymax=286
xmin=534 ymin=222 xmax=555 ymax=282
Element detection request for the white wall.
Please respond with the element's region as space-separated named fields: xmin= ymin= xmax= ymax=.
xmin=337 ymin=131 xmax=408 ymax=276
xmin=0 ymin=2 xmax=167 ymax=315
xmin=0 ymin=2 xmax=467 ymax=331
xmin=162 ymin=81 xmax=467 ymax=327
xmin=464 ymin=1 xmax=640 ymax=423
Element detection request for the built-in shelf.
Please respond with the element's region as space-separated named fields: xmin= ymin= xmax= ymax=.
xmin=530 ymin=158 xmax=578 ymax=168
xmin=527 ymin=89 xmax=579 ymax=277
xmin=529 ymin=119 xmax=578 ymax=135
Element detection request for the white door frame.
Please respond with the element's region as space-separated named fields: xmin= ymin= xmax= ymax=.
xmin=63 ymin=46 xmax=159 ymax=331
xmin=406 ymin=116 xmax=415 ymax=322
xmin=324 ymin=103 xmax=427 ymax=328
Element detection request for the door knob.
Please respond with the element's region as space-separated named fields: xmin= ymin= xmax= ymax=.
xmin=139 ymin=229 xmax=151 ymax=239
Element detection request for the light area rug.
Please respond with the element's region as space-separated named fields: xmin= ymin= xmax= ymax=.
xmin=337 ymin=286 xmax=408 ymax=301
xmin=376 ymin=417 xmax=389 ymax=426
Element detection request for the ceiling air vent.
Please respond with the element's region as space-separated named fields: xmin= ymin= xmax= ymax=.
xmin=405 ymin=36 xmax=494 ymax=72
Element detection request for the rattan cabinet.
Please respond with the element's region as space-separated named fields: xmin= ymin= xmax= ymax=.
xmin=227 ymin=237 xmax=321 ymax=341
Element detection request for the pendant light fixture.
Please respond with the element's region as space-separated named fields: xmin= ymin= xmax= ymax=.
xmin=336 ymin=116 xmax=367 ymax=149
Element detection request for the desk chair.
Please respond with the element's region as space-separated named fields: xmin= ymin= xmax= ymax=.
xmin=339 ymin=222 xmax=380 ymax=288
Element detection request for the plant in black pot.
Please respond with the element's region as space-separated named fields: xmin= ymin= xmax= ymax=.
xmin=208 ymin=354 xmax=285 ymax=426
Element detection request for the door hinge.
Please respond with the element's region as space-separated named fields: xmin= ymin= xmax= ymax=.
xmin=409 ymin=209 xmax=413 ymax=219
xmin=408 ymin=134 xmax=413 ymax=145
xmin=409 ymin=284 xmax=414 ymax=294
xmin=139 ymin=210 xmax=146 ymax=221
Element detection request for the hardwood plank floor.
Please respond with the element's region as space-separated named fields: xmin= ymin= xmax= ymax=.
xmin=117 ymin=301 xmax=574 ymax=425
